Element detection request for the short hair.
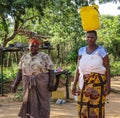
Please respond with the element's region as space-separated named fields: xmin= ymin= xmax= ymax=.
xmin=86 ymin=30 xmax=97 ymax=37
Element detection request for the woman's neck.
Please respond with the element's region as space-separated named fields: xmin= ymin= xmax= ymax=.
xmin=30 ymin=52 xmax=38 ymax=56
xmin=86 ymin=44 xmax=98 ymax=54
xmin=87 ymin=44 xmax=97 ymax=49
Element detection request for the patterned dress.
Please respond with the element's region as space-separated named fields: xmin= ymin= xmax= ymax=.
xmin=78 ymin=73 xmax=106 ymax=118
xmin=77 ymin=46 xmax=108 ymax=118
xmin=18 ymin=52 xmax=54 ymax=118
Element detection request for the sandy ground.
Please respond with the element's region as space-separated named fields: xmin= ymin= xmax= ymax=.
xmin=0 ymin=76 xmax=120 ymax=118
xmin=0 ymin=92 xmax=120 ymax=118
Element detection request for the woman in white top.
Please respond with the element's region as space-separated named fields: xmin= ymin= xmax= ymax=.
xmin=72 ymin=30 xmax=111 ymax=118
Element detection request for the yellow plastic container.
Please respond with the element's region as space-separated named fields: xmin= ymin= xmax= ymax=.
xmin=52 ymin=90 xmax=64 ymax=99
xmin=80 ymin=5 xmax=100 ymax=31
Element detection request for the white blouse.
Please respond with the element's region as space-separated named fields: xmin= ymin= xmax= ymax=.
xmin=78 ymin=45 xmax=108 ymax=75
xmin=77 ymin=45 xmax=108 ymax=89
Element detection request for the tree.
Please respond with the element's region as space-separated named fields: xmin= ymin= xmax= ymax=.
xmin=98 ymin=15 xmax=120 ymax=61
xmin=1 ymin=0 xmax=119 ymax=47
xmin=0 ymin=0 xmax=53 ymax=47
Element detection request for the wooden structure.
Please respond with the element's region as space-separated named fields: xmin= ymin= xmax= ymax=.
xmin=54 ymin=70 xmax=71 ymax=99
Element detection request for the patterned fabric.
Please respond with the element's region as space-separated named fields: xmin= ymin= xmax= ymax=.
xmin=18 ymin=73 xmax=51 ymax=118
xmin=18 ymin=51 xmax=54 ymax=118
xmin=18 ymin=52 xmax=54 ymax=76
xmin=78 ymin=73 xmax=107 ymax=118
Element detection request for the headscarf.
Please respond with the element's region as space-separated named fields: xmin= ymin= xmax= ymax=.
xmin=29 ymin=38 xmax=41 ymax=46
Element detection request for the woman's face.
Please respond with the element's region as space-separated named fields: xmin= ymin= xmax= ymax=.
xmin=29 ymin=43 xmax=39 ymax=55
xmin=86 ymin=32 xmax=97 ymax=46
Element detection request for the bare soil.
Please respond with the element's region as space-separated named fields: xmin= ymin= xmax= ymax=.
xmin=0 ymin=76 xmax=120 ymax=118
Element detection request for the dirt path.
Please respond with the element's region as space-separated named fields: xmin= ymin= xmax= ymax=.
xmin=0 ymin=92 xmax=120 ymax=118
xmin=51 ymin=93 xmax=120 ymax=118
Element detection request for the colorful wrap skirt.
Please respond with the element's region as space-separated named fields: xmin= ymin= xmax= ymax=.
xmin=78 ymin=73 xmax=107 ymax=118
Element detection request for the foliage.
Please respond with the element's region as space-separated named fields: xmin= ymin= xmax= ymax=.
xmin=13 ymin=86 xmax=23 ymax=101
xmin=65 ymin=64 xmax=76 ymax=76
xmin=110 ymin=61 xmax=120 ymax=76
xmin=0 ymin=0 xmax=54 ymax=46
xmin=0 ymin=64 xmax=18 ymax=82
xmin=1 ymin=0 xmax=119 ymax=47
xmin=98 ymin=15 xmax=120 ymax=61
xmin=35 ymin=0 xmax=84 ymax=44
xmin=66 ymin=39 xmax=86 ymax=63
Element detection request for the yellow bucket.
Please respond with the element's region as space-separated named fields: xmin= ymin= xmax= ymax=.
xmin=80 ymin=5 xmax=100 ymax=31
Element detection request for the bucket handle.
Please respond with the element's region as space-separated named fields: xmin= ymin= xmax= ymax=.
xmin=94 ymin=7 xmax=100 ymax=14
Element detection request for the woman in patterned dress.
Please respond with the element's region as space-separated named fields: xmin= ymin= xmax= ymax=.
xmin=72 ymin=30 xmax=111 ymax=118
xmin=11 ymin=38 xmax=54 ymax=118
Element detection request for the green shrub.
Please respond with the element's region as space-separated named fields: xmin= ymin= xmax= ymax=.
xmin=0 ymin=64 xmax=18 ymax=82
xmin=110 ymin=61 xmax=120 ymax=76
